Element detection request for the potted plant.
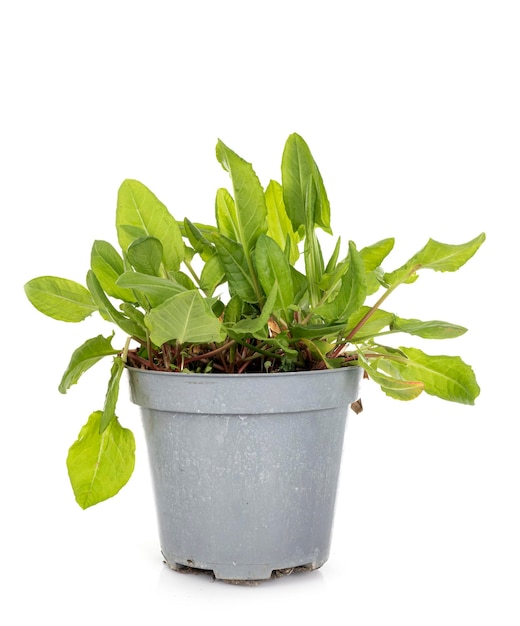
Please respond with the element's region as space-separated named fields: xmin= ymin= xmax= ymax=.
xmin=24 ymin=133 xmax=485 ymax=582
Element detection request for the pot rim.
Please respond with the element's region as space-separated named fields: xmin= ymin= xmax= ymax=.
xmin=124 ymin=364 xmax=362 ymax=380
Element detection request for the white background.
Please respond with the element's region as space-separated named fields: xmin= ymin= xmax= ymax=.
xmin=1 ymin=1 xmax=519 ymax=624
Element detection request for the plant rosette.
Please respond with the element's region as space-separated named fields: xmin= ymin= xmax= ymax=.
xmin=25 ymin=133 xmax=485 ymax=511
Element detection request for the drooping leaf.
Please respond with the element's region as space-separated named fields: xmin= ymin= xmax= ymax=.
xmin=90 ymin=240 xmax=135 ymax=302
xmin=281 ymin=133 xmax=331 ymax=233
xmin=385 ymin=233 xmax=486 ymax=285
xmin=254 ymin=234 xmax=294 ymax=322
xmin=391 ymin=317 xmax=467 ymax=339
xmin=24 ymin=276 xmax=97 ymax=322
xmin=215 ymin=140 xmax=268 ymax=254
xmin=145 ymin=290 xmax=225 ymax=346
xmin=127 ymin=236 xmax=163 ymax=276
xmin=389 ymin=347 xmax=480 ymax=404
xmin=67 ymin=411 xmax=135 ymax=509
xmin=59 ymin=334 xmax=119 ymax=394
xmin=116 ymin=179 xmax=184 ymax=272
xmin=357 ymin=352 xmax=424 ymax=401
xmin=100 ymin=357 xmax=125 ymax=433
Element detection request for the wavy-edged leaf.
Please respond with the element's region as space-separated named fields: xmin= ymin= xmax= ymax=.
xmin=357 ymin=352 xmax=424 ymax=401
xmin=360 ymin=238 xmax=395 ymax=271
xmin=24 ymin=276 xmax=97 ymax=322
xmin=59 ymin=334 xmax=119 ymax=394
xmin=145 ymin=290 xmax=225 ymax=345
xmin=392 ymin=317 xmax=467 ymax=339
xmin=389 ymin=347 xmax=480 ymax=404
xmin=385 ymin=233 xmax=486 ymax=285
xmin=116 ymin=179 xmax=184 ymax=272
xmin=67 ymin=411 xmax=135 ymax=509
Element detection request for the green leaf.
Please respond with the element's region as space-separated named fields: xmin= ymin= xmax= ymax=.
xmin=86 ymin=270 xmax=146 ymax=339
xmin=345 ymin=307 xmax=395 ymax=341
xmin=127 ymin=236 xmax=163 ymax=276
xmin=59 ymin=334 xmax=119 ymax=394
xmin=211 ymin=233 xmax=260 ymax=303
xmin=215 ymin=140 xmax=268 ymax=253
xmin=199 ymin=253 xmax=225 ymax=296
xmin=223 ymin=294 xmax=243 ymax=325
xmin=290 ymin=322 xmax=348 ymax=340
xmin=116 ymin=179 xmax=184 ymax=272
xmin=254 ymin=234 xmax=294 ymax=322
xmin=215 ymin=187 xmax=239 ymax=241
xmin=67 ymin=411 xmax=135 ymax=509
xmin=170 ymin=271 xmax=196 ymax=291
xmin=265 ymin=180 xmax=300 ymax=264
xmin=391 ymin=317 xmax=467 ymax=339
xmin=324 ymin=236 xmax=342 ymax=275
xmin=24 ymin=276 xmax=97 ymax=322
xmin=385 ymin=233 xmax=486 ymax=285
xmin=360 ymin=238 xmax=395 ymax=271
xmin=100 ymin=357 xmax=125 ymax=433
xmin=317 ymin=241 xmax=366 ymax=322
xmin=90 ymin=240 xmax=136 ymax=302
xmin=357 ymin=352 xmax=424 ymax=401
xmin=281 ymin=133 xmax=331 ymax=233
xmin=184 ymin=218 xmax=214 ymax=261
xmin=390 ymin=347 xmax=480 ymax=404
xmin=145 ymin=290 xmax=225 ymax=345
xmin=116 ymin=271 xmax=186 ymax=308
xmin=229 ymin=287 xmax=277 ymax=336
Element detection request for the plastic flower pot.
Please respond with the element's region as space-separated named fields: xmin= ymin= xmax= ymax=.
xmin=127 ymin=366 xmax=362 ymax=582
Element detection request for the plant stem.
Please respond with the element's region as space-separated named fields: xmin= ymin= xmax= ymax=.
xmin=183 ymin=340 xmax=236 ymax=365
xmin=328 ymin=265 xmax=419 ymax=359
xmin=184 ymin=259 xmax=201 ymax=287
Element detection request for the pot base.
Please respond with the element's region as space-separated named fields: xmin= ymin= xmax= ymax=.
xmin=164 ymin=557 xmax=323 ymax=584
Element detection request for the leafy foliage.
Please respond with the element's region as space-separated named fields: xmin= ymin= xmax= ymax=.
xmin=24 ymin=133 xmax=486 ymax=507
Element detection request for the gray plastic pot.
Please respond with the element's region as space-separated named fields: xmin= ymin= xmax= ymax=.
xmin=127 ymin=366 xmax=362 ymax=582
